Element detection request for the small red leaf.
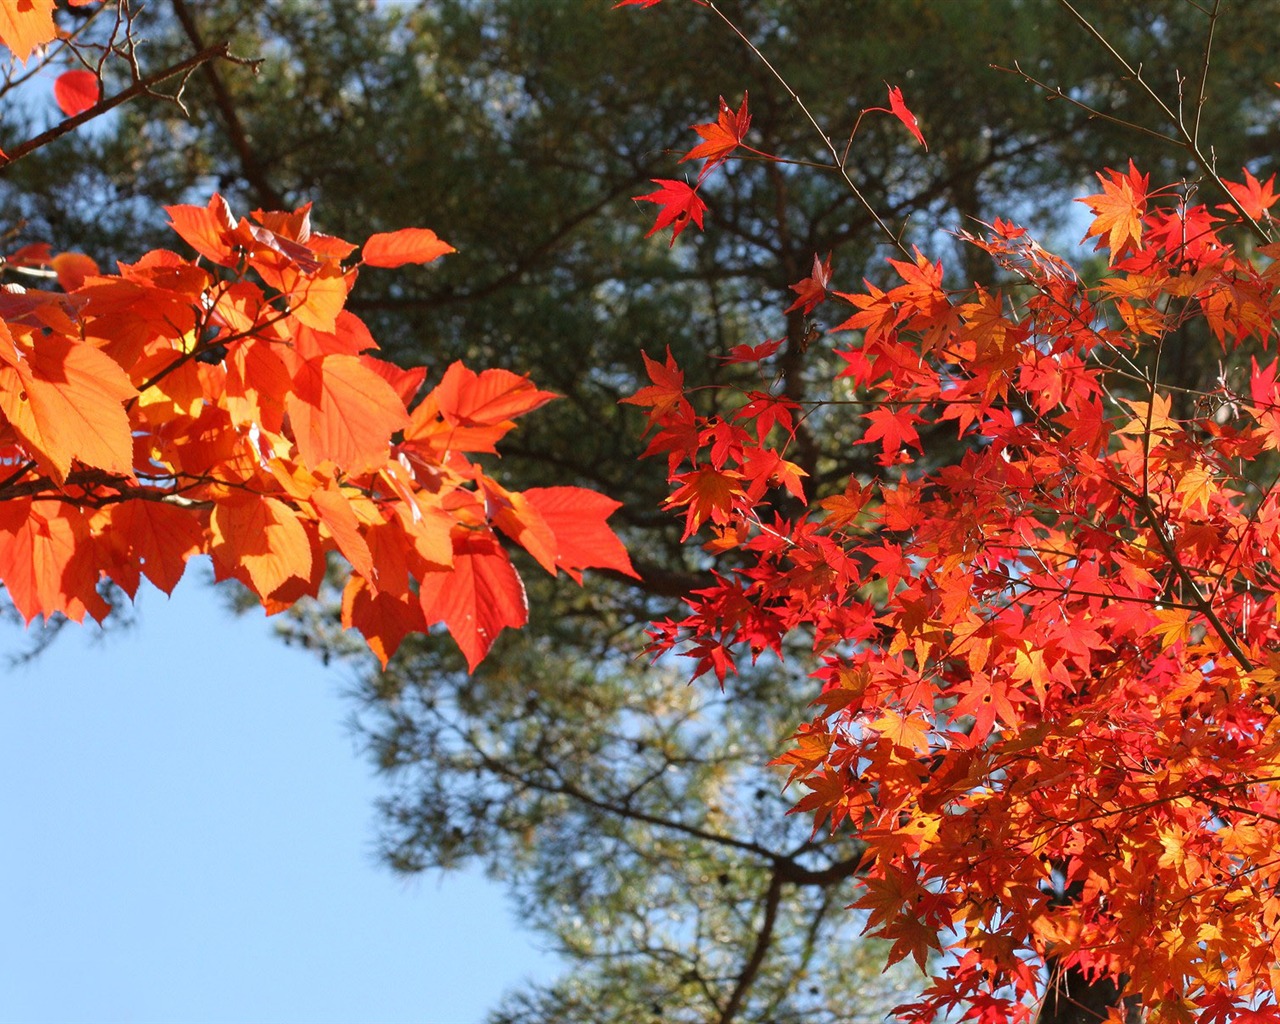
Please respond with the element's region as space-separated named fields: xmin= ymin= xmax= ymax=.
xmin=886 ymin=84 xmax=927 ymax=151
xmin=784 ymin=252 xmax=833 ymax=315
xmin=53 ymin=69 xmax=99 ymax=117
xmin=633 ymin=179 xmax=708 ymax=247
xmin=682 ymin=92 xmax=751 ymax=179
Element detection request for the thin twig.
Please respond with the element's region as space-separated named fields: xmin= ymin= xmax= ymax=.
xmin=2 ymin=43 xmax=258 ymax=167
xmin=703 ymin=0 xmax=910 ymax=257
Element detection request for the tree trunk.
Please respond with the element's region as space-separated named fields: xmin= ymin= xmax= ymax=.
xmin=1037 ymin=958 xmax=1142 ymax=1024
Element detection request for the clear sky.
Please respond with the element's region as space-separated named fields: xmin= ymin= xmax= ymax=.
xmin=0 ymin=563 xmax=560 ymax=1024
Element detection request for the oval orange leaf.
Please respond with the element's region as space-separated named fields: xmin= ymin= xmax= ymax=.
xmin=361 ymin=228 xmax=455 ymax=268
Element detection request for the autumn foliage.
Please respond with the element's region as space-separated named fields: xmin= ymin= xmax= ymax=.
xmin=622 ymin=3 xmax=1280 ymax=1022
xmin=0 ymin=5 xmax=633 ymax=670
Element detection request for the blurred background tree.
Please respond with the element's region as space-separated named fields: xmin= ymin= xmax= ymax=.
xmin=9 ymin=2 xmax=1280 ymax=1020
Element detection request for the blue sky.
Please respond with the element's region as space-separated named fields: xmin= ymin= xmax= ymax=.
xmin=0 ymin=565 xmax=560 ymax=1024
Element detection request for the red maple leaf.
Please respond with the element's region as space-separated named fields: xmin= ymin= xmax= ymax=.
xmin=1222 ymin=168 xmax=1280 ymax=221
xmin=633 ymin=179 xmax=708 ymax=246
xmin=682 ymin=92 xmax=751 ymax=179
xmin=785 ymin=252 xmax=833 ymax=315
xmin=621 ymin=347 xmax=689 ymax=422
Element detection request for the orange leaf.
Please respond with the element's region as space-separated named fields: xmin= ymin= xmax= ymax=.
xmin=286 ymin=354 xmax=409 ymax=472
xmin=0 ymin=499 xmax=108 ymax=622
xmin=285 ymin=262 xmax=349 ymax=332
xmin=482 ymin=477 xmax=561 ymax=576
xmin=361 ymin=228 xmax=456 ymax=268
xmin=1077 ymin=161 xmax=1148 ymax=262
xmin=310 ymin=483 xmax=375 ymax=580
xmin=53 ymin=69 xmax=99 ymax=117
xmin=104 ymin=499 xmax=205 ymax=596
xmin=431 ymin=361 xmax=557 ymax=427
xmin=341 ymin=573 xmax=426 ymax=668
xmin=51 ymin=251 xmax=98 ymax=291
xmin=665 ymin=465 xmax=746 ymax=540
xmin=524 ymin=486 xmax=637 ymax=583
xmin=210 ymin=494 xmax=314 ymax=600
xmin=0 ymin=331 xmax=137 ymax=482
xmin=0 ymin=0 xmax=55 ymax=62
xmin=165 ymin=195 xmax=239 ymax=266
xmin=418 ymin=531 xmax=528 ymax=671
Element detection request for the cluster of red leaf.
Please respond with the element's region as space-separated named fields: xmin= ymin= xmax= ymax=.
xmin=620 ymin=0 xmax=926 ymax=248
xmin=0 ymin=193 xmax=634 ymax=669
xmin=632 ymin=83 xmax=925 ymax=246
xmin=633 ymin=169 xmax=1280 ymax=1022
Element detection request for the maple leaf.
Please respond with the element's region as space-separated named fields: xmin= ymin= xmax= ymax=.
xmin=53 ymin=70 xmax=99 ymax=118
xmin=633 ymin=179 xmax=708 ymax=246
xmin=719 ymin=338 xmax=785 ymax=365
xmin=868 ymin=708 xmax=932 ymax=756
xmin=1148 ymin=607 xmax=1194 ymax=650
xmin=886 ymin=84 xmax=927 ymax=150
xmin=360 ymin=228 xmax=456 ymax=267
xmin=1116 ymin=392 xmax=1178 ymax=437
xmin=1222 ymin=168 xmax=1280 ymax=221
xmin=1077 ymin=161 xmax=1148 ymax=262
xmin=682 ymin=92 xmax=751 ymax=179
xmin=621 ymin=347 xmax=688 ymax=423
xmin=784 ymin=252 xmax=833 ymax=316
xmin=819 ymin=478 xmax=872 ymax=530
xmin=665 ymin=465 xmax=746 ymax=539
xmin=860 ymin=405 xmax=922 ymax=461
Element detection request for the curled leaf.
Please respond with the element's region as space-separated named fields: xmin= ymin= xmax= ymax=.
xmin=886 ymin=84 xmax=927 ymax=150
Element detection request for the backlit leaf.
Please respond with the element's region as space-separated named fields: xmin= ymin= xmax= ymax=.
xmin=361 ymin=228 xmax=456 ymax=268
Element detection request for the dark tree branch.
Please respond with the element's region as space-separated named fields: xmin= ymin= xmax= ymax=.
xmin=716 ymin=869 xmax=784 ymax=1024
xmin=170 ymin=0 xmax=285 ymax=209
xmin=2 ymin=42 xmax=254 ymax=168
